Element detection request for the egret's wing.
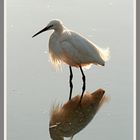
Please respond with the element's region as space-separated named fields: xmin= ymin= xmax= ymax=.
xmin=61 ymin=31 xmax=104 ymax=65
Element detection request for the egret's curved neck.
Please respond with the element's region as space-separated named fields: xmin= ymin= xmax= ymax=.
xmin=55 ymin=24 xmax=65 ymax=33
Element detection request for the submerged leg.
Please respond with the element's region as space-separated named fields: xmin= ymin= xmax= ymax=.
xmin=79 ymin=66 xmax=86 ymax=103
xmin=69 ymin=66 xmax=73 ymax=100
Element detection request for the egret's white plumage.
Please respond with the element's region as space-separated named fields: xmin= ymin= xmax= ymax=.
xmin=32 ymin=19 xmax=110 ymax=101
xmin=33 ymin=19 xmax=110 ymax=69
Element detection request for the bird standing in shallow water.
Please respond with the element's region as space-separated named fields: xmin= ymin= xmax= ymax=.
xmin=32 ymin=19 xmax=110 ymax=103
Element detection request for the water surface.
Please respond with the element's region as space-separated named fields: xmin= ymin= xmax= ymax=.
xmin=7 ymin=0 xmax=133 ymax=140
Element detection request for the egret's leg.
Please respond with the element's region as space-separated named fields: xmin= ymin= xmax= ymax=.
xmin=69 ymin=66 xmax=73 ymax=100
xmin=79 ymin=66 xmax=86 ymax=103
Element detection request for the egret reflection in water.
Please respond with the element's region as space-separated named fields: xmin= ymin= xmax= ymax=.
xmin=49 ymin=89 xmax=108 ymax=140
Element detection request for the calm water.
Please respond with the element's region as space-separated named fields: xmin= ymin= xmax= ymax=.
xmin=7 ymin=0 xmax=133 ymax=140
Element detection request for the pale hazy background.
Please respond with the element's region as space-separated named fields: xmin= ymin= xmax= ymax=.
xmin=7 ymin=0 xmax=133 ymax=140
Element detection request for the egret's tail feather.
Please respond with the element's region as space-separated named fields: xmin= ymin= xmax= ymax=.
xmin=98 ymin=47 xmax=110 ymax=62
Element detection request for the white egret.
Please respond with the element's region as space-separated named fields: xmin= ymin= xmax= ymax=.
xmin=32 ymin=19 xmax=110 ymax=103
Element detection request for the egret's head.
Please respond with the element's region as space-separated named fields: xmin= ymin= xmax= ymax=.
xmin=47 ymin=19 xmax=63 ymax=30
xmin=32 ymin=19 xmax=64 ymax=38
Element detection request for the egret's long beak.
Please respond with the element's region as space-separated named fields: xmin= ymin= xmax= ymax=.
xmin=32 ymin=25 xmax=53 ymax=38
